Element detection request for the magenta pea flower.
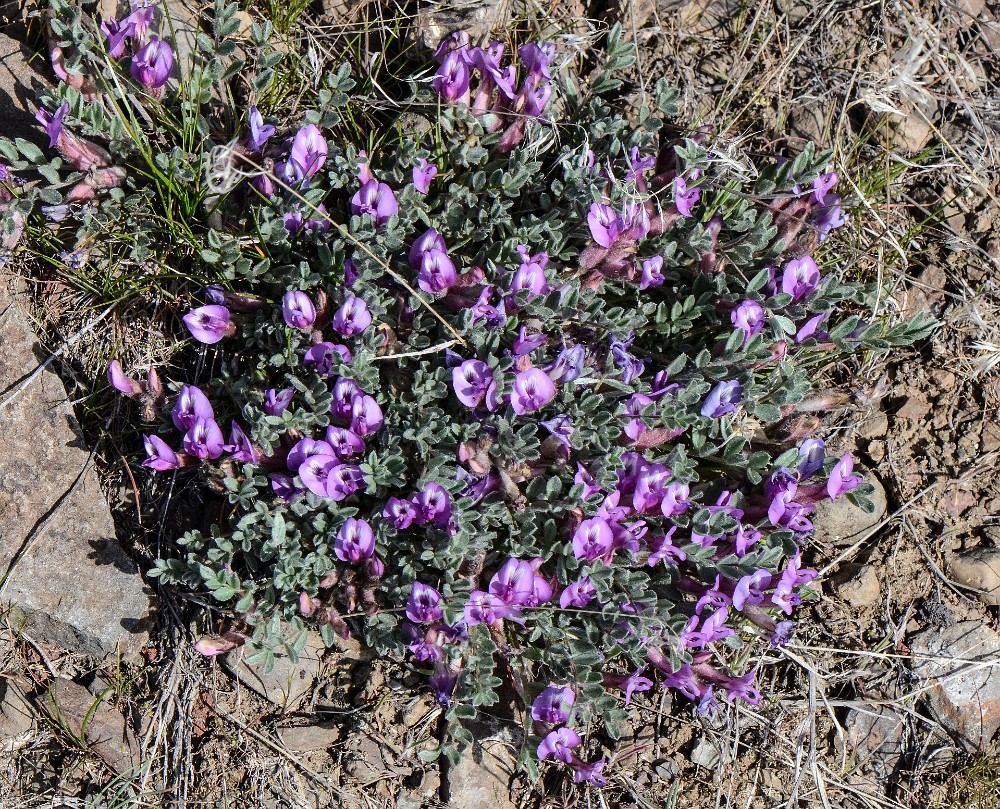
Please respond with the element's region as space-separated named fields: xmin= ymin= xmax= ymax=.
xmin=532 ymin=686 xmax=575 ymax=724
xmin=572 ymin=517 xmax=614 ymax=562
xmin=573 ymin=464 xmax=602 ymax=501
xmin=432 ymin=50 xmax=471 ymax=103
xmin=674 ymin=176 xmax=701 ymax=217
xmin=227 ymin=422 xmax=260 ymax=463
xmin=247 ymin=105 xmax=274 ymax=151
xmin=538 ymin=728 xmax=581 ymax=763
xmin=488 ymin=559 xmax=535 ymax=606
xmin=572 ymin=758 xmax=607 ymax=787
xmin=171 ymin=385 xmax=214 ymax=431
xmin=350 ymin=179 xmax=398 ymax=225
xmin=463 ymin=591 xmax=509 ymax=626
xmin=732 ymin=570 xmax=773 ymax=612
xmin=812 ymin=171 xmax=838 ymax=205
xmin=183 ymin=305 xmax=232 ymax=344
xmin=107 ymin=360 xmax=142 ymax=396
xmin=519 ymin=41 xmax=555 ymax=83
xmin=350 ymin=394 xmax=383 ymax=436
xmin=510 ymin=368 xmax=556 ymax=415
xmin=418 ymin=249 xmax=458 ymax=294
xmin=330 ymin=378 xmax=362 ymax=420
xmin=183 ymin=417 xmax=225 ymax=460
xmin=731 ymin=300 xmax=765 ymax=343
xmin=142 ymin=435 xmax=181 ymax=471
xmin=281 ymin=290 xmax=316 ymax=330
xmin=130 ymin=36 xmax=173 ymax=90
xmin=559 ymin=576 xmax=596 ymax=608
xmin=701 ymin=380 xmax=742 ymax=418
xmin=124 ymin=2 xmax=154 ymax=43
xmin=812 ymin=194 xmax=848 ymax=241
xmin=286 ymin=436 xmax=335 ymax=472
xmin=305 ymin=342 xmax=352 ymax=376
xmin=452 ymin=360 xmax=493 ymax=408
xmin=780 ymin=256 xmax=820 ymax=303
xmin=327 ymin=463 xmax=364 ymax=500
xmin=406 ymin=582 xmax=444 ymax=623
xmin=797 ymin=437 xmax=825 ymax=478
xmin=264 ymin=387 xmax=293 ymax=416
xmin=35 ymin=102 xmax=69 ymax=149
xmin=101 ymin=16 xmax=131 ymax=59
xmin=413 ymin=482 xmax=452 ymax=527
xmin=510 ymin=245 xmax=549 ymax=299
xmin=587 ymin=202 xmax=625 ymax=248
xmin=334 ymin=517 xmax=375 ymax=563
xmin=383 ymin=497 xmax=417 ymax=529
xmin=298 ymin=454 xmax=338 ymax=497
xmin=326 ymin=426 xmax=365 ymax=458
xmin=828 ymin=454 xmax=862 ymax=499
xmin=412 ymin=158 xmax=438 ymax=193
xmin=284 ymin=124 xmax=328 ymax=185
xmin=331 ymin=295 xmax=373 ymax=337
xmin=409 ymin=228 xmax=448 ymax=269
xmin=640 ymin=256 xmax=665 ymax=289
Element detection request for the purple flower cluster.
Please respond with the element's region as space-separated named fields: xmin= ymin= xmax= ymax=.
xmin=100 ymin=2 xmax=174 ymax=92
xmin=532 ymin=686 xmax=606 ymax=786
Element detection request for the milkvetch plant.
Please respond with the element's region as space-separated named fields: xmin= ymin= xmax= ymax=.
xmin=0 ymin=9 xmax=932 ymax=785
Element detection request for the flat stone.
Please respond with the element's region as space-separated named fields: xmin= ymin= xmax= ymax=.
xmin=0 ymin=677 xmax=34 ymax=743
xmin=0 ymin=33 xmax=51 ymax=149
xmin=946 ymin=547 xmax=1000 ymax=606
xmin=413 ymin=0 xmax=511 ymax=51
xmin=832 ymin=563 xmax=881 ymax=608
xmin=278 ymin=720 xmax=343 ymax=752
xmin=910 ymin=621 xmax=1000 ymax=752
xmin=811 ymin=472 xmax=888 ymax=547
xmin=445 ymin=717 xmax=518 ymax=809
xmin=843 ymin=705 xmax=905 ymax=772
xmin=221 ymin=632 xmax=325 ymax=710
xmin=0 ymin=282 xmax=155 ymax=657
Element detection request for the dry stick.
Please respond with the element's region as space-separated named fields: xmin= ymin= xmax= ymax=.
xmin=814 ymin=477 xmax=942 ymax=579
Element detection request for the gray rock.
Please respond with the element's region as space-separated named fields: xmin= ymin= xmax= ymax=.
xmin=946 ymin=547 xmax=1000 ymax=606
xmin=0 ymin=33 xmax=51 ymax=149
xmin=413 ymin=0 xmax=510 ymax=51
xmin=222 ymin=632 xmax=325 ymax=710
xmin=278 ymin=720 xmax=343 ymax=752
xmin=0 ymin=677 xmax=34 ymax=742
xmin=689 ymin=735 xmax=721 ymax=768
xmin=445 ymin=717 xmax=518 ymax=809
xmin=843 ymin=705 xmax=905 ymax=772
xmin=0 ymin=282 xmax=155 ymax=657
xmin=832 ymin=563 xmax=881 ymax=608
xmin=811 ymin=473 xmax=888 ymax=547
xmin=910 ymin=621 xmax=1000 ymax=752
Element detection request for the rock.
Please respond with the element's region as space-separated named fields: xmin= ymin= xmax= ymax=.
xmin=690 ymin=735 xmax=727 ymax=768
xmin=413 ymin=0 xmax=510 ymax=52
xmin=221 ymin=632 xmax=325 ymax=710
xmin=0 ymin=677 xmax=34 ymax=743
xmin=857 ymin=411 xmax=889 ymax=440
xmin=278 ymin=721 xmax=343 ymax=752
xmin=0 ymin=282 xmax=155 ymax=657
xmin=832 ymin=563 xmax=881 ymax=608
xmin=910 ymin=622 xmax=1000 ymax=751
xmin=40 ymin=678 xmax=138 ymax=775
xmin=445 ymin=718 xmax=518 ymax=809
xmin=946 ymin=547 xmax=1000 ymax=606
xmin=895 ymin=395 xmax=931 ymax=421
xmin=811 ymin=473 xmax=888 ymax=547
xmin=890 ymin=105 xmax=935 ymax=153
xmin=918 ymin=598 xmax=956 ymax=629
xmin=0 ymin=33 xmax=51 ymax=148
xmin=843 ymin=705 xmax=905 ymax=772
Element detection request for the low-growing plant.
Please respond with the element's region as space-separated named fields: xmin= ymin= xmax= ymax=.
xmin=0 ymin=2 xmax=933 ymax=784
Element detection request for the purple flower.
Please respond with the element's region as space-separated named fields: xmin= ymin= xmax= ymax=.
xmin=731 ymin=300 xmax=765 ymax=343
xmin=281 ymin=290 xmax=316 ymax=330
xmin=334 ymin=517 xmax=375 ymax=563
xmin=541 ymin=414 xmax=573 ymax=447
xmin=452 ymin=360 xmax=493 ymax=408
xmin=609 ymin=331 xmax=648 ymax=384
xmin=559 ymin=576 xmax=596 ymax=608
xmin=183 ymin=305 xmax=231 ymax=344
xmin=767 ymin=482 xmax=813 ymax=533
xmin=828 ymin=454 xmax=862 ymax=499
xmin=409 ymin=228 xmax=448 ymax=269
xmin=647 ymin=528 xmax=686 ymax=566
xmin=350 ymin=394 xmax=383 ymax=436
xmin=383 ymin=497 xmax=417 ymax=529
xmin=101 ymin=16 xmax=131 ymax=59
xmin=429 ymin=666 xmax=459 ymax=705
xmin=305 ymin=342 xmax=352 ymax=375
xmin=795 ymin=312 xmax=828 ymax=343
xmin=661 ymin=481 xmax=691 ymax=517
xmin=780 ymin=256 xmax=820 ymax=303
xmin=811 ymin=193 xmax=848 ymax=242
xmin=519 ymin=41 xmax=555 ymax=82
xmin=701 ymin=380 xmax=742 ymax=418
xmin=510 ymin=368 xmax=556 ymax=414
xmin=124 ymin=2 xmax=154 ymax=42
xmin=413 ymin=482 xmax=451 ymax=527
xmin=587 ymin=203 xmax=625 ymax=248
xmin=572 ymin=758 xmax=607 ymax=787
xmin=327 ymin=463 xmax=365 ymax=500
xmin=350 ymin=179 xmax=398 ymax=225
xmin=271 ymin=474 xmax=302 ymax=502
xmin=264 ymin=387 xmax=293 ymax=416
xmin=509 ymin=246 xmax=549 ymax=299
xmin=331 ymin=378 xmax=361 ymax=421
xmin=35 ymin=102 xmax=68 ymax=149
xmin=142 ymin=435 xmax=181 ymax=471
xmin=130 ymin=36 xmax=173 ymax=89
xmin=812 ymin=171 xmax=838 ymax=205
xmin=732 ymin=570 xmax=773 ymax=611
xmin=107 ymin=360 xmax=142 ymax=396
xmin=418 ymin=249 xmax=458 ymax=294
xmin=537 ymin=728 xmax=581 ymax=763
xmin=331 ymin=295 xmax=373 ymax=337
xmin=325 ymin=426 xmax=365 ymax=459
xmin=183 ymin=418 xmax=225 ymax=460
xmin=531 ymin=686 xmax=575 ymax=724
xmin=227 ymin=422 xmax=260 ymax=463
xmin=627 ymin=146 xmax=656 ymax=190
xmin=544 ymin=345 xmax=585 ymax=384
xmin=723 ymin=672 xmax=761 ymax=705
xmin=412 ymin=158 xmax=438 ymax=194
xmin=572 ymin=517 xmax=614 ymax=562
xmin=247 ymin=105 xmax=274 ymax=151
xmin=171 ymin=385 xmax=214 ymax=431
xmin=286 ymin=437 xmax=335 ymax=472
xmin=797 ymin=437 xmax=825 ymax=478
xmin=640 ymin=256 xmax=665 ymax=289
xmin=771 ymin=620 xmax=795 ymax=647
xmin=463 ymin=590 xmax=509 ymax=625
xmin=406 ymin=582 xmax=444 ymax=623
xmin=284 ymin=124 xmax=328 ymax=185
xmin=297 ymin=455 xmax=338 ymax=497
xmin=489 ymin=559 xmax=535 ymax=606
xmin=432 ymin=51 xmax=471 ymax=103
xmin=512 ymin=326 xmax=546 ymax=357
xmin=573 ymin=464 xmax=602 ymax=500
xmin=674 ymin=176 xmax=701 ymax=217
